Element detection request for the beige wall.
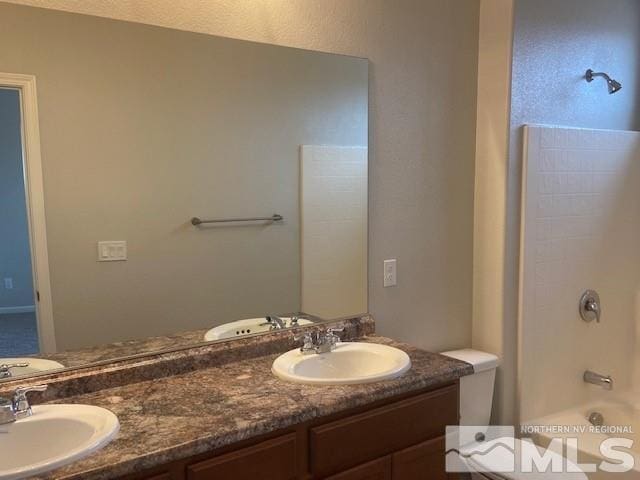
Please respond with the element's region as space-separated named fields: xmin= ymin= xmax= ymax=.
xmin=0 ymin=3 xmax=367 ymax=350
xmin=3 ymin=0 xmax=480 ymax=352
xmin=473 ymin=0 xmax=514 ymax=424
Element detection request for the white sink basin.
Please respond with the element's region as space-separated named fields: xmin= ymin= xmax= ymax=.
xmin=1 ymin=358 xmax=64 ymax=378
xmin=272 ymin=342 xmax=411 ymax=385
xmin=0 ymin=404 xmax=119 ymax=479
xmin=204 ymin=317 xmax=313 ymax=341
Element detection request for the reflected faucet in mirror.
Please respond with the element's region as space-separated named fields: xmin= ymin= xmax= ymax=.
xmin=264 ymin=315 xmax=287 ymax=329
xmin=0 ymin=363 xmax=29 ymax=379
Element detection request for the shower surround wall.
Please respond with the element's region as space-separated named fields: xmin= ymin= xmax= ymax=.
xmin=519 ymin=125 xmax=640 ymax=421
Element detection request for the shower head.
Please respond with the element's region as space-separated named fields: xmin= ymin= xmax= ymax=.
xmin=609 ymin=78 xmax=622 ymax=94
xmin=586 ymin=69 xmax=622 ymax=94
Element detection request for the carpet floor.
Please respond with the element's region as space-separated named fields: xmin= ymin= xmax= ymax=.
xmin=0 ymin=312 xmax=39 ymax=356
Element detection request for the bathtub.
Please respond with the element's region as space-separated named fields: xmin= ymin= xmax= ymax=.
xmin=523 ymin=398 xmax=640 ymax=479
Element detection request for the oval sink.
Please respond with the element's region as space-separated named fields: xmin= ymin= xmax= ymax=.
xmin=272 ymin=342 xmax=411 ymax=385
xmin=204 ymin=317 xmax=313 ymax=341
xmin=0 ymin=404 xmax=119 ymax=480
xmin=0 ymin=358 xmax=64 ymax=379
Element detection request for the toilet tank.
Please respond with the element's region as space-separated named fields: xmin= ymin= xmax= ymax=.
xmin=441 ymin=349 xmax=499 ymax=426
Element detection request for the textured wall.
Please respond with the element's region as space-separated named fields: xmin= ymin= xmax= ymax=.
xmin=505 ymin=0 xmax=640 ymax=422
xmin=0 ymin=88 xmax=35 ymax=309
xmin=3 ymin=0 xmax=480 ymax=351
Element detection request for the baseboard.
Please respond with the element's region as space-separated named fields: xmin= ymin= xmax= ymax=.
xmin=0 ymin=305 xmax=36 ymax=314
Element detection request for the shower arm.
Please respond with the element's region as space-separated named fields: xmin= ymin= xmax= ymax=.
xmin=585 ymin=69 xmax=613 ymax=83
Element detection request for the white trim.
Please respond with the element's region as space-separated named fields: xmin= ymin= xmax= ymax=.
xmin=0 ymin=73 xmax=56 ymax=353
xmin=0 ymin=305 xmax=36 ymax=314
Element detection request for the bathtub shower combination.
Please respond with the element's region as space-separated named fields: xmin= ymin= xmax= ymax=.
xmin=519 ymin=125 xmax=640 ymax=477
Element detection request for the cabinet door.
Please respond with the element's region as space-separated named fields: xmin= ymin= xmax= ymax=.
xmin=325 ymin=456 xmax=392 ymax=480
xmin=392 ymin=436 xmax=448 ymax=480
xmin=310 ymin=385 xmax=458 ymax=477
xmin=186 ymin=433 xmax=297 ymax=480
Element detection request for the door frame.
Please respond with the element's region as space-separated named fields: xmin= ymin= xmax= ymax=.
xmin=0 ymin=72 xmax=56 ymax=353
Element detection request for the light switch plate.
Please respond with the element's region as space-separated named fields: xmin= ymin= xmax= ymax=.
xmin=383 ymin=259 xmax=397 ymax=287
xmin=97 ymin=241 xmax=127 ymax=262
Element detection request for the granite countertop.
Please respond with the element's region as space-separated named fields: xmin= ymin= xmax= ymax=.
xmin=37 ymin=336 xmax=473 ymax=480
xmin=43 ymin=328 xmax=207 ymax=368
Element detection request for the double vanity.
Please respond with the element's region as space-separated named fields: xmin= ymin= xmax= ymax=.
xmin=0 ymin=318 xmax=472 ymax=480
xmin=0 ymin=4 xmax=473 ymax=479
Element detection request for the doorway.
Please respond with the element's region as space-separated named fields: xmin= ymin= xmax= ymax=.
xmin=0 ymin=73 xmax=55 ymax=355
xmin=0 ymin=87 xmax=38 ymax=356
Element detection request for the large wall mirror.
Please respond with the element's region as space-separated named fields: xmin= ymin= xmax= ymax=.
xmin=0 ymin=2 xmax=368 ymax=380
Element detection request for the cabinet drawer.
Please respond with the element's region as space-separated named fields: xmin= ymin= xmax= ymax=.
xmin=186 ymin=433 xmax=297 ymax=480
xmin=310 ymin=385 xmax=457 ymax=478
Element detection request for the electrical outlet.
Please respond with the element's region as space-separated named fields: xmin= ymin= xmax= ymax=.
xmin=383 ymin=259 xmax=397 ymax=287
xmin=3 ymin=277 xmax=13 ymax=290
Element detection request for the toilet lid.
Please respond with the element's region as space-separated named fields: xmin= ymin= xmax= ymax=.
xmin=463 ymin=437 xmax=587 ymax=480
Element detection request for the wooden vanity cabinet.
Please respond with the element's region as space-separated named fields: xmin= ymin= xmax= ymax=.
xmin=324 ymin=456 xmax=392 ymax=480
xmin=120 ymin=382 xmax=458 ymax=480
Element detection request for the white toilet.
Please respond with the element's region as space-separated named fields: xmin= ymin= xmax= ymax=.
xmin=441 ymin=349 xmax=587 ymax=480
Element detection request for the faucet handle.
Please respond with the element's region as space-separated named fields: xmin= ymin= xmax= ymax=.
xmin=325 ymin=327 xmax=344 ymax=349
xmin=580 ymin=290 xmax=601 ymax=323
xmin=0 ymin=363 xmax=29 ymax=369
xmin=0 ymin=363 xmax=29 ymax=380
xmin=326 ymin=327 xmax=344 ymax=339
xmin=13 ymin=384 xmax=47 ymax=418
xmin=0 ymin=397 xmax=15 ymax=424
xmin=295 ymin=332 xmax=315 ymax=353
xmin=587 ymin=300 xmax=601 ymax=322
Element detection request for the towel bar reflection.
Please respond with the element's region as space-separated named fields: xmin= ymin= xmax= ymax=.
xmin=191 ymin=214 xmax=283 ymax=226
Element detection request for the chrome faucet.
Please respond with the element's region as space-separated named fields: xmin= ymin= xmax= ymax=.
xmin=584 ymin=370 xmax=613 ymax=390
xmin=265 ymin=315 xmax=287 ymax=329
xmin=298 ymin=327 xmax=344 ymax=354
xmin=0 ymin=363 xmax=29 ymax=379
xmin=0 ymin=385 xmax=48 ymax=425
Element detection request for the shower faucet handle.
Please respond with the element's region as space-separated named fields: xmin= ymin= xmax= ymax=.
xmin=579 ymin=289 xmax=601 ymax=323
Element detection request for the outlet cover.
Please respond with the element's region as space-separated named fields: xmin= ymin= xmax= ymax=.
xmin=383 ymin=259 xmax=397 ymax=287
xmin=97 ymin=241 xmax=127 ymax=262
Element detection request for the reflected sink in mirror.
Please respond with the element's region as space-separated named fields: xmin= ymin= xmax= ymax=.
xmin=204 ymin=317 xmax=314 ymax=341
xmin=0 ymin=404 xmax=119 ymax=480
xmin=272 ymin=342 xmax=411 ymax=385
xmin=0 ymin=358 xmax=65 ymax=380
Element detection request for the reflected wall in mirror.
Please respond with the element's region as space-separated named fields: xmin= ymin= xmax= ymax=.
xmin=0 ymin=2 xmax=368 ymax=379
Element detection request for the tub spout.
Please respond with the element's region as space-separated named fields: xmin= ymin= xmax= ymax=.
xmin=584 ymin=370 xmax=613 ymax=390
